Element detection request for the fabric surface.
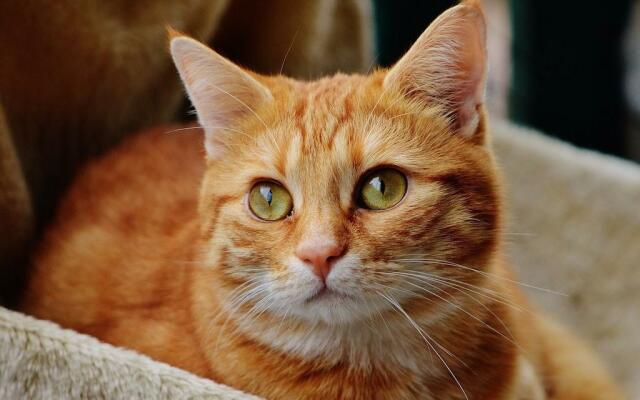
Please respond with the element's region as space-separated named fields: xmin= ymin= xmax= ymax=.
xmin=1 ymin=120 xmax=638 ymax=398
xmin=0 ymin=307 xmax=261 ymax=400
xmin=492 ymin=120 xmax=640 ymax=397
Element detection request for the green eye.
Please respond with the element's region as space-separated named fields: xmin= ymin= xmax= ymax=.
xmin=359 ymin=168 xmax=407 ymax=210
xmin=249 ymin=181 xmax=293 ymax=221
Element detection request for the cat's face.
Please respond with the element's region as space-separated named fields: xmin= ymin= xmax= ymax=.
xmin=172 ymin=3 xmax=498 ymax=327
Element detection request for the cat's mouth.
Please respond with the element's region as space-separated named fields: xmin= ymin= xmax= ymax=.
xmin=305 ymin=287 xmax=354 ymax=303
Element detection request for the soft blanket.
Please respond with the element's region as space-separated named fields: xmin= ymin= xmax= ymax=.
xmin=0 ymin=307 xmax=259 ymax=399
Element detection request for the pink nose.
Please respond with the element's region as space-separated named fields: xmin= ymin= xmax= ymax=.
xmin=295 ymin=240 xmax=345 ymax=282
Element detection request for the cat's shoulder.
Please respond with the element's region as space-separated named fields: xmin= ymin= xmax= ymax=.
xmin=56 ymin=125 xmax=205 ymax=225
xmin=23 ymin=126 xmax=204 ymax=325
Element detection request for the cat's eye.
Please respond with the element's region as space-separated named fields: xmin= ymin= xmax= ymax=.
xmin=359 ymin=168 xmax=407 ymax=210
xmin=248 ymin=181 xmax=293 ymax=221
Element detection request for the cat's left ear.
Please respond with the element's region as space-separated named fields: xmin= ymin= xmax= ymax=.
xmin=384 ymin=1 xmax=487 ymax=141
xmin=170 ymin=34 xmax=273 ymax=157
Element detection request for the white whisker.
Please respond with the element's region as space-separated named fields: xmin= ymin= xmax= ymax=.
xmin=384 ymin=270 xmax=530 ymax=314
xmin=378 ymin=291 xmax=469 ymax=400
xmin=394 ymin=257 xmax=567 ymax=296
xmin=279 ymin=29 xmax=299 ymax=75
xmin=401 ymin=278 xmax=525 ymax=353
xmin=207 ymin=83 xmax=270 ymax=131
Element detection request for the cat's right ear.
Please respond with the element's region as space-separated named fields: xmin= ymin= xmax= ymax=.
xmin=383 ymin=1 xmax=487 ymax=141
xmin=169 ymin=34 xmax=273 ymax=157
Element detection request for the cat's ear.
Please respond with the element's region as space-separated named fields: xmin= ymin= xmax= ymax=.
xmin=384 ymin=1 xmax=487 ymax=140
xmin=170 ymin=34 xmax=273 ymax=157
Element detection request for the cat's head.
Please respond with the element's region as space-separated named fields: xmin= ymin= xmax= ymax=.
xmin=170 ymin=2 xmax=500 ymax=327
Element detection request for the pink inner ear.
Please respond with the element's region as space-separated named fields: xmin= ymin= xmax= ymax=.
xmin=450 ymin=24 xmax=486 ymax=138
xmin=383 ymin=3 xmax=487 ymax=138
xmin=170 ymin=36 xmax=273 ymax=157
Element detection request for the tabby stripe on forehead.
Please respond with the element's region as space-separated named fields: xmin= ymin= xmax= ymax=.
xmin=294 ymin=95 xmax=308 ymax=145
xmin=327 ymin=89 xmax=353 ymax=150
xmin=274 ymin=124 xmax=293 ymax=176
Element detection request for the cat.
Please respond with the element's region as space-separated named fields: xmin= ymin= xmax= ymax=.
xmin=23 ymin=2 xmax=623 ymax=399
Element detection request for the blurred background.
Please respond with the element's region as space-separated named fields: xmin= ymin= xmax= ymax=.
xmin=372 ymin=0 xmax=640 ymax=163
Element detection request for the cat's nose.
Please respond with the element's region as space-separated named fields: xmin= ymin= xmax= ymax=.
xmin=295 ymin=240 xmax=345 ymax=282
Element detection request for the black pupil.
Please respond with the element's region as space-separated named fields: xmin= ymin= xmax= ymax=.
xmin=371 ymin=176 xmax=385 ymax=194
xmin=260 ymin=185 xmax=273 ymax=205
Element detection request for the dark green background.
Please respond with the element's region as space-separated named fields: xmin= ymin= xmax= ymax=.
xmin=372 ymin=0 xmax=633 ymax=159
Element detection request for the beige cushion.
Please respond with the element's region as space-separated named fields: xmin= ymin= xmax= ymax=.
xmin=0 ymin=307 xmax=260 ymax=399
xmin=493 ymin=120 xmax=640 ymax=397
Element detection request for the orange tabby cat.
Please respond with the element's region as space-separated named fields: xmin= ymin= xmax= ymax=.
xmin=23 ymin=2 xmax=622 ymax=399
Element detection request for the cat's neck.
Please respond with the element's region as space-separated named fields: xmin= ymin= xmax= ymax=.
xmin=236 ymin=313 xmax=433 ymax=372
xmin=205 ymin=278 xmax=515 ymax=374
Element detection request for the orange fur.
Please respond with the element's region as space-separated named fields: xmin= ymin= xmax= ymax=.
xmin=23 ymin=3 xmax=622 ymax=399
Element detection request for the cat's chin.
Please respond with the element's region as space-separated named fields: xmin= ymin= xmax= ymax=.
xmin=281 ymin=289 xmax=381 ymax=326
xmin=304 ymin=286 xmax=355 ymax=304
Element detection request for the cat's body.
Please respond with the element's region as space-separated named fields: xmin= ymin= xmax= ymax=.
xmin=23 ymin=3 xmax=622 ymax=399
